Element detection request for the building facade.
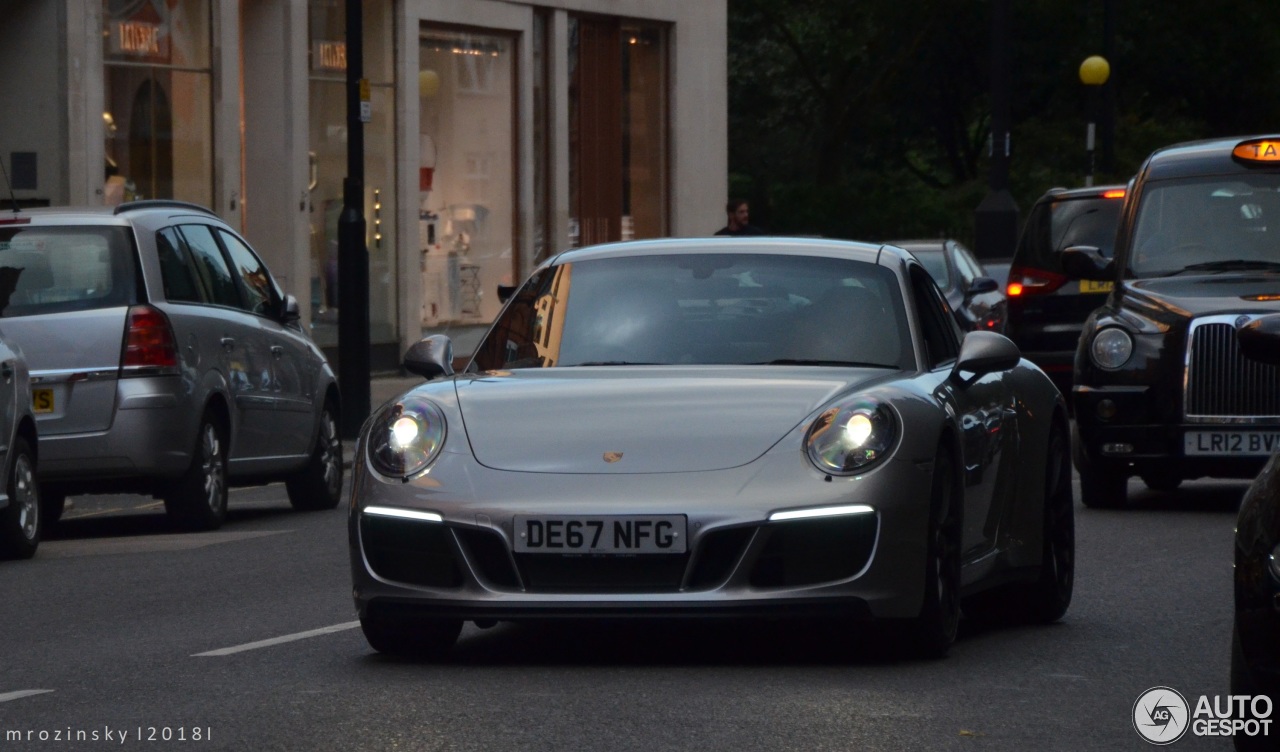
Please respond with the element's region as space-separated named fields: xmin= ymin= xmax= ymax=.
xmin=0 ymin=0 xmax=728 ymax=367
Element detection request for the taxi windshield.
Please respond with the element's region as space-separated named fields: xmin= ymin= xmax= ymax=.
xmin=1129 ymin=176 xmax=1280 ymax=277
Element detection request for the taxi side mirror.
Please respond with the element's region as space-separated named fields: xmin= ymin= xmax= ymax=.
xmin=1060 ymin=245 xmax=1114 ymax=281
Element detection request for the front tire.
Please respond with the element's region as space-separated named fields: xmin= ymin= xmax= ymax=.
xmin=909 ymin=445 xmax=961 ymax=658
xmin=286 ymin=401 xmax=343 ymax=511
xmin=164 ymin=414 xmax=228 ymax=531
xmin=360 ymin=615 xmax=462 ymax=659
xmin=1024 ymin=420 xmax=1074 ymax=622
xmin=0 ymin=438 xmax=39 ymax=560
xmin=1231 ymin=622 xmax=1273 ymax=751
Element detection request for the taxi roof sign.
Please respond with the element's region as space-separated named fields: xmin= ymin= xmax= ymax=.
xmin=1232 ymin=139 xmax=1280 ymax=163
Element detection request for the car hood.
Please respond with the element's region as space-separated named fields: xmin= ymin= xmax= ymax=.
xmin=1122 ymin=274 xmax=1280 ymax=321
xmin=453 ymin=367 xmax=893 ymax=473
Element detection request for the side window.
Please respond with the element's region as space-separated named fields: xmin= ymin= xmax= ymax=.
xmin=177 ymin=225 xmax=241 ymax=308
xmin=910 ymin=265 xmax=960 ymax=368
xmin=156 ymin=228 xmax=207 ymax=303
xmin=217 ymin=230 xmax=281 ymax=317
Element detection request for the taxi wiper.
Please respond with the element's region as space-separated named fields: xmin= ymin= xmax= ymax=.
xmin=757 ymin=358 xmax=892 ymax=368
xmin=1172 ymin=259 xmax=1280 ymax=274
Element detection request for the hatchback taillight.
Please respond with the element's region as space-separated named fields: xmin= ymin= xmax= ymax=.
xmin=121 ymin=305 xmax=178 ymax=372
xmin=1006 ymin=266 xmax=1068 ymax=297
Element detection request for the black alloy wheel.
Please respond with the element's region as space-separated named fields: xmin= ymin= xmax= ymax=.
xmin=909 ymin=445 xmax=962 ymax=658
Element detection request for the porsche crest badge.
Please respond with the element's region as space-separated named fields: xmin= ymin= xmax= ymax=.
xmin=603 ymin=452 xmax=623 ymax=463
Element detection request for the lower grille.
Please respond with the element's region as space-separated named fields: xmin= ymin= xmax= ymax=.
xmin=749 ymin=515 xmax=878 ymax=588
xmin=361 ymin=516 xmax=462 ymax=588
xmin=1186 ymin=318 xmax=1280 ymax=419
xmin=515 ymin=553 xmax=689 ymax=593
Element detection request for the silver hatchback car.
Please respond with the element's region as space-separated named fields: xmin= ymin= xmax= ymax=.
xmin=0 ymin=201 xmax=342 ymax=530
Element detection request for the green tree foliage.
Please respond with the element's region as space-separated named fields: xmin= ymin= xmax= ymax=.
xmin=728 ymin=0 xmax=1280 ymax=252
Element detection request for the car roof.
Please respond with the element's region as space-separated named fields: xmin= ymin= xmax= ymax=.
xmin=1141 ymin=134 xmax=1280 ymax=181
xmin=1 ymin=201 xmax=220 ymax=227
xmin=885 ymin=239 xmax=950 ymax=253
xmin=548 ymin=236 xmax=892 ymax=266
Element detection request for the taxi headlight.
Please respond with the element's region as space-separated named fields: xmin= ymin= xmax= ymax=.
xmin=1090 ymin=327 xmax=1134 ymax=370
xmin=367 ymin=397 xmax=447 ymax=479
xmin=805 ymin=399 xmax=896 ymax=475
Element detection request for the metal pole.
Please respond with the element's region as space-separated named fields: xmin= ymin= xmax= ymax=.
xmin=338 ymin=0 xmax=371 ymax=438
xmin=973 ymin=0 xmax=1019 ymax=261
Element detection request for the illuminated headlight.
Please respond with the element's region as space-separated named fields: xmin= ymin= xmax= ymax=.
xmin=367 ymin=397 xmax=447 ymax=479
xmin=1090 ymin=327 xmax=1133 ymax=370
xmin=805 ymin=399 xmax=896 ymax=475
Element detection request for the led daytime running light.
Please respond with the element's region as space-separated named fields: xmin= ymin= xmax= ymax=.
xmin=769 ymin=504 xmax=875 ymax=522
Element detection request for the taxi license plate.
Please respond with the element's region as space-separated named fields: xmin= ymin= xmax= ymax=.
xmin=1079 ymin=279 xmax=1114 ymax=294
xmin=32 ymin=388 xmax=53 ymax=413
xmin=514 ymin=514 xmax=687 ymax=554
xmin=1184 ymin=431 xmax=1280 ymax=456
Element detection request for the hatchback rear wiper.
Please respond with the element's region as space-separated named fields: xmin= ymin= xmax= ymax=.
xmin=756 ymin=358 xmax=892 ymax=368
xmin=1172 ymin=259 xmax=1280 ymax=274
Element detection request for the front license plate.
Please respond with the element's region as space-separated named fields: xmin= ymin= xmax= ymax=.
xmin=514 ymin=515 xmax=687 ymax=554
xmin=1079 ymin=279 xmax=1114 ymax=294
xmin=32 ymin=388 xmax=53 ymax=413
xmin=1184 ymin=431 xmax=1280 ymax=456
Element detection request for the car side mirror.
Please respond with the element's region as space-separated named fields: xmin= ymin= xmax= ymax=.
xmin=282 ymin=294 xmax=301 ymax=326
xmin=497 ymin=284 xmax=518 ymax=303
xmin=1237 ymin=314 xmax=1280 ymax=366
xmin=966 ymin=276 xmax=999 ymax=297
xmin=951 ymin=330 xmax=1021 ymax=382
xmin=1060 ymin=245 xmax=1114 ymax=281
xmin=404 ymin=334 xmax=455 ymax=379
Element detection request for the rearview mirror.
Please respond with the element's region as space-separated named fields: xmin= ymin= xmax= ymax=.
xmin=966 ymin=276 xmax=999 ymax=297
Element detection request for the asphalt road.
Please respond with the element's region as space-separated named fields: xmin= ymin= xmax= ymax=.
xmin=0 ymin=472 xmax=1249 ymax=751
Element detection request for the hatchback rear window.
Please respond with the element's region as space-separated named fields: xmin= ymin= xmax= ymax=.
xmin=1015 ymin=196 xmax=1123 ymax=272
xmin=0 ymin=226 xmax=138 ymax=317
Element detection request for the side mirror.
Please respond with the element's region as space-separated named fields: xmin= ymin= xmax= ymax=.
xmin=497 ymin=284 xmax=518 ymax=303
xmin=404 ymin=334 xmax=455 ymax=379
xmin=951 ymin=330 xmax=1021 ymax=381
xmin=1238 ymin=314 xmax=1280 ymax=366
xmin=282 ymin=294 xmax=301 ymax=325
xmin=966 ymin=276 xmax=999 ymax=297
xmin=1060 ymin=245 xmax=1114 ymax=281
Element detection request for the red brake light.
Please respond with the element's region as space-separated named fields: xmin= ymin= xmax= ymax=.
xmin=122 ymin=305 xmax=178 ymax=370
xmin=1006 ymin=266 xmax=1068 ymax=296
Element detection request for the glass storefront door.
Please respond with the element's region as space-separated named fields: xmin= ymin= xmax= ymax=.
xmin=102 ymin=0 xmax=212 ymax=207
xmin=418 ymin=28 xmax=517 ymax=326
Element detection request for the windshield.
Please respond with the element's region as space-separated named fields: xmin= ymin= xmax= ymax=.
xmin=1130 ymin=176 xmax=1280 ymax=277
xmin=471 ymin=252 xmax=911 ymax=371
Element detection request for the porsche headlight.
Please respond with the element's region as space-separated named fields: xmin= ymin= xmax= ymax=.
xmin=367 ymin=397 xmax=447 ymax=479
xmin=1090 ymin=327 xmax=1134 ymax=370
xmin=805 ymin=399 xmax=897 ymax=475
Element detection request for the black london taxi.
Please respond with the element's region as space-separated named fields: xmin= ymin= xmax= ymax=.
xmin=1064 ymin=135 xmax=1280 ymax=508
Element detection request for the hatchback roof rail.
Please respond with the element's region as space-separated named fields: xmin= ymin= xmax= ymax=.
xmin=114 ymin=200 xmax=215 ymax=216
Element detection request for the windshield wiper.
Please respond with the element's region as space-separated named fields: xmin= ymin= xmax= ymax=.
xmin=756 ymin=358 xmax=892 ymax=368
xmin=1171 ymin=259 xmax=1280 ymax=275
xmin=570 ymin=361 xmax=668 ymax=366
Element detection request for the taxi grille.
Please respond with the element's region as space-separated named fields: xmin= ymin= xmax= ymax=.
xmin=1185 ymin=319 xmax=1280 ymax=419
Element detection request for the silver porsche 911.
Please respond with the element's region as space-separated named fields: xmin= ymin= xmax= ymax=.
xmin=348 ymin=237 xmax=1074 ymax=659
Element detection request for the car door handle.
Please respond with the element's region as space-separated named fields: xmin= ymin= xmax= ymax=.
xmin=270 ymin=345 xmax=284 ymax=358
xmin=220 ymin=337 xmax=235 ymax=351
xmin=1 ymin=362 xmax=11 ymax=381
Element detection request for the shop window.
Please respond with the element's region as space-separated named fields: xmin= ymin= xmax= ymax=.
xmin=569 ymin=17 xmax=668 ymax=247
xmin=417 ymin=28 xmax=517 ymax=326
xmin=103 ymin=0 xmax=212 ymax=207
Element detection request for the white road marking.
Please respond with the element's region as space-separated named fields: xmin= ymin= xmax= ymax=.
xmin=0 ymin=689 xmax=54 ymax=703
xmin=193 ymin=621 xmax=360 ymax=657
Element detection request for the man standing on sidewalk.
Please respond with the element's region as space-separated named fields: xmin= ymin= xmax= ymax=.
xmin=715 ymin=199 xmax=765 ymax=236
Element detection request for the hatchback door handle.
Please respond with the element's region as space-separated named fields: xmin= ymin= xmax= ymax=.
xmin=220 ymin=337 xmax=235 ymax=350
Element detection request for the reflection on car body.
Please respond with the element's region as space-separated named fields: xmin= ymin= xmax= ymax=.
xmin=348 ymin=237 xmax=1073 ymax=660
xmin=890 ymin=238 xmax=1007 ymax=334
xmin=1067 ymin=136 xmax=1280 ymax=508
